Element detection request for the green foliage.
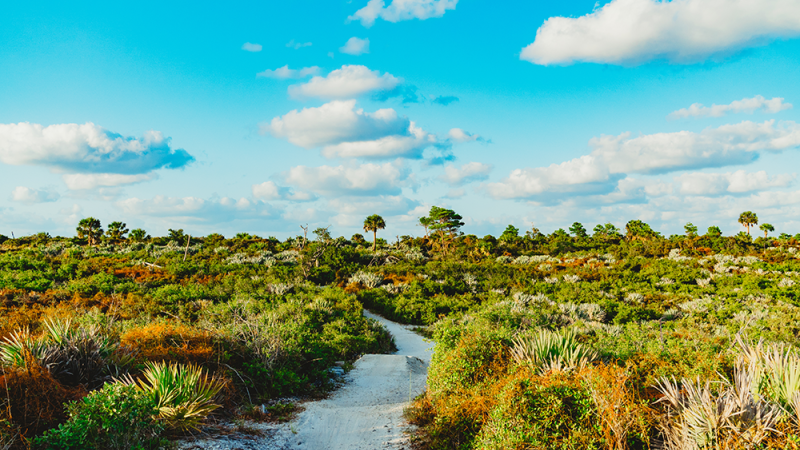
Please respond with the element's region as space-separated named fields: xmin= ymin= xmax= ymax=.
xmin=76 ymin=218 xmax=103 ymax=246
xmin=33 ymin=383 xmax=164 ymax=450
xmin=123 ymin=362 xmax=224 ymax=432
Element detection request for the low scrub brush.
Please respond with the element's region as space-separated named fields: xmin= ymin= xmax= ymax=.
xmin=122 ymin=361 xmax=225 ymax=432
xmin=510 ymin=329 xmax=598 ymax=375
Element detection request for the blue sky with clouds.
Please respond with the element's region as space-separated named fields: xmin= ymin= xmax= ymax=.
xmin=3 ymin=0 xmax=800 ymax=239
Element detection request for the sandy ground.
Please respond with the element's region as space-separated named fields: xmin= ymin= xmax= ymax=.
xmin=181 ymin=311 xmax=434 ymax=450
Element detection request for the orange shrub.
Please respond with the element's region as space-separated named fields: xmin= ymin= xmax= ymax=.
xmin=121 ymin=322 xmax=217 ymax=365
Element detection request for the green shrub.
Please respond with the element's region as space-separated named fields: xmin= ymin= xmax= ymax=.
xmin=33 ymin=383 xmax=164 ymax=450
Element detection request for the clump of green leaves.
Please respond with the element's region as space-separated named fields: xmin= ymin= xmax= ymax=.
xmin=122 ymin=362 xmax=225 ymax=432
xmin=510 ymin=329 xmax=598 ymax=375
xmin=33 ymin=383 xmax=164 ymax=450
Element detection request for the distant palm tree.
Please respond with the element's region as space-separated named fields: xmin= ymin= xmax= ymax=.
xmin=738 ymin=211 xmax=759 ymax=235
xmin=76 ymin=217 xmax=103 ymax=246
xmin=105 ymin=221 xmax=129 ymax=242
xmin=418 ymin=216 xmax=433 ymax=238
xmin=760 ymin=223 xmax=774 ymax=239
xmin=363 ymin=214 xmax=386 ymax=252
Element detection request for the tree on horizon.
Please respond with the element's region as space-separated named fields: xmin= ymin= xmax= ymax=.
xmin=363 ymin=214 xmax=386 ymax=252
xmin=738 ymin=211 xmax=758 ymax=235
xmin=76 ymin=217 xmax=103 ymax=246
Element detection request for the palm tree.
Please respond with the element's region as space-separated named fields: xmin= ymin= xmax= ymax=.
xmin=105 ymin=221 xmax=129 ymax=242
xmin=738 ymin=211 xmax=759 ymax=235
xmin=363 ymin=214 xmax=386 ymax=252
xmin=76 ymin=217 xmax=103 ymax=246
xmin=418 ymin=216 xmax=433 ymax=238
xmin=760 ymin=223 xmax=774 ymax=239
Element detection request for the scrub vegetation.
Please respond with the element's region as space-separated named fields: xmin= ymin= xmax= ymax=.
xmin=1 ymin=208 xmax=800 ymax=449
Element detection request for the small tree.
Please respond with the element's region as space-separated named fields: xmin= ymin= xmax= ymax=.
xmin=76 ymin=217 xmax=103 ymax=246
xmin=105 ymin=222 xmax=129 ymax=242
xmin=707 ymin=226 xmax=723 ymax=238
xmin=499 ymin=225 xmax=519 ymax=243
xmin=168 ymin=229 xmax=187 ymax=243
xmin=684 ymin=222 xmax=698 ymax=238
xmin=428 ymin=206 xmax=464 ymax=254
xmin=760 ymin=223 xmax=774 ymax=239
xmin=738 ymin=211 xmax=758 ymax=235
xmin=129 ymin=228 xmax=149 ymax=242
xmin=418 ymin=216 xmax=433 ymax=238
xmin=363 ymin=215 xmax=386 ymax=252
xmin=569 ymin=222 xmax=588 ymax=238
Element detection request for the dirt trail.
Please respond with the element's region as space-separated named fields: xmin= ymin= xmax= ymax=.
xmin=269 ymin=311 xmax=434 ymax=449
xmin=181 ymin=311 xmax=433 ymax=450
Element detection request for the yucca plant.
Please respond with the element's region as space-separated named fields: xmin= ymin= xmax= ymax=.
xmin=0 ymin=329 xmax=45 ymax=367
xmin=654 ymin=362 xmax=782 ymax=450
xmin=510 ymin=328 xmax=597 ymax=375
xmin=123 ymin=362 xmax=225 ymax=432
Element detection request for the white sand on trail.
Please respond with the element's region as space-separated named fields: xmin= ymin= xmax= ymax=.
xmin=181 ymin=311 xmax=434 ymax=450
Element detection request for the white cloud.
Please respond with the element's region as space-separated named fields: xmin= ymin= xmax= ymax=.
xmin=340 ymin=37 xmax=370 ymax=55
xmin=675 ymin=170 xmax=794 ymax=195
xmin=264 ymin=100 xmax=436 ymax=159
xmin=10 ymin=186 xmax=60 ymax=204
xmin=487 ymin=120 xmax=800 ymax=201
xmin=591 ymin=120 xmax=800 ymax=175
xmin=521 ymin=0 xmax=800 ymax=65
xmin=288 ymin=65 xmax=400 ymax=100
xmin=251 ymin=181 xmax=315 ymax=201
xmin=0 ymin=122 xmax=194 ymax=174
xmin=487 ymin=155 xmax=617 ymax=200
xmin=349 ymin=0 xmax=458 ymax=27
xmin=256 ymin=65 xmax=321 ymax=79
xmin=286 ymin=40 xmax=312 ymax=49
xmin=282 ymin=162 xmax=411 ymax=196
xmin=117 ymin=196 xmax=273 ymax=222
xmin=448 ymin=128 xmax=480 ymax=143
xmin=669 ymin=96 xmax=793 ymax=119
xmin=62 ymin=173 xmax=156 ymax=190
xmin=440 ymin=162 xmax=492 ymax=186
xmin=242 ymin=42 xmax=262 ymax=52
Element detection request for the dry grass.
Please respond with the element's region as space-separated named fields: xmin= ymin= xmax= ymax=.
xmin=120 ymin=323 xmax=217 ymax=365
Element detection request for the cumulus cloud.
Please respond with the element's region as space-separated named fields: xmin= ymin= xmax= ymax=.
xmin=251 ymin=181 xmax=315 ymax=201
xmin=288 ymin=65 xmax=400 ymax=100
xmin=286 ymin=40 xmax=312 ymax=49
xmin=487 ymin=155 xmax=619 ymax=200
xmin=256 ymin=65 xmax=321 ymax=79
xmin=263 ymin=100 xmax=436 ymax=159
xmin=432 ymin=95 xmax=459 ymax=106
xmin=0 ymin=122 xmax=194 ymax=175
xmin=117 ymin=196 xmax=273 ymax=222
xmin=340 ymin=37 xmax=370 ymax=55
xmin=488 ymin=120 xmax=800 ymax=201
xmin=62 ymin=173 xmax=156 ymax=190
xmin=282 ymin=162 xmax=411 ymax=196
xmin=10 ymin=186 xmax=60 ymax=204
xmin=591 ymin=120 xmax=800 ymax=174
xmin=448 ymin=128 xmax=481 ymax=143
xmin=241 ymin=42 xmax=262 ymax=52
xmin=349 ymin=0 xmax=459 ymax=27
xmin=675 ymin=170 xmax=794 ymax=195
xmin=440 ymin=162 xmax=492 ymax=186
xmin=521 ymin=0 xmax=800 ymax=65
xmin=669 ymin=95 xmax=793 ymax=119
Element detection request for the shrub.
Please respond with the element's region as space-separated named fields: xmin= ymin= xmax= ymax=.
xmin=510 ymin=329 xmax=598 ymax=375
xmin=123 ymin=362 xmax=225 ymax=432
xmin=32 ymin=383 xmax=164 ymax=450
xmin=0 ymin=359 xmax=75 ymax=439
xmin=120 ymin=323 xmax=216 ymax=366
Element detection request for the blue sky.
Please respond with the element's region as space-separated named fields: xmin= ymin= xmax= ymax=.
xmin=3 ymin=0 xmax=800 ymax=239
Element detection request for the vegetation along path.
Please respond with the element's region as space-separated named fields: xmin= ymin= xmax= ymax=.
xmin=184 ymin=311 xmax=433 ymax=450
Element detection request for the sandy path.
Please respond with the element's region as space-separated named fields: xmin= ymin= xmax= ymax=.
xmin=181 ymin=311 xmax=433 ymax=450
xmin=269 ymin=311 xmax=434 ymax=449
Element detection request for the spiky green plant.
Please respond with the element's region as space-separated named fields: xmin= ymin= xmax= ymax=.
xmin=0 ymin=329 xmax=44 ymax=367
xmin=510 ymin=329 xmax=597 ymax=375
xmin=123 ymin=362 xmax=225 ymax=432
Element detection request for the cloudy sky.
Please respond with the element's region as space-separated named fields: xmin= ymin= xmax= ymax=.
xmin=2 ymin=0 xmax=800 ymax=239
